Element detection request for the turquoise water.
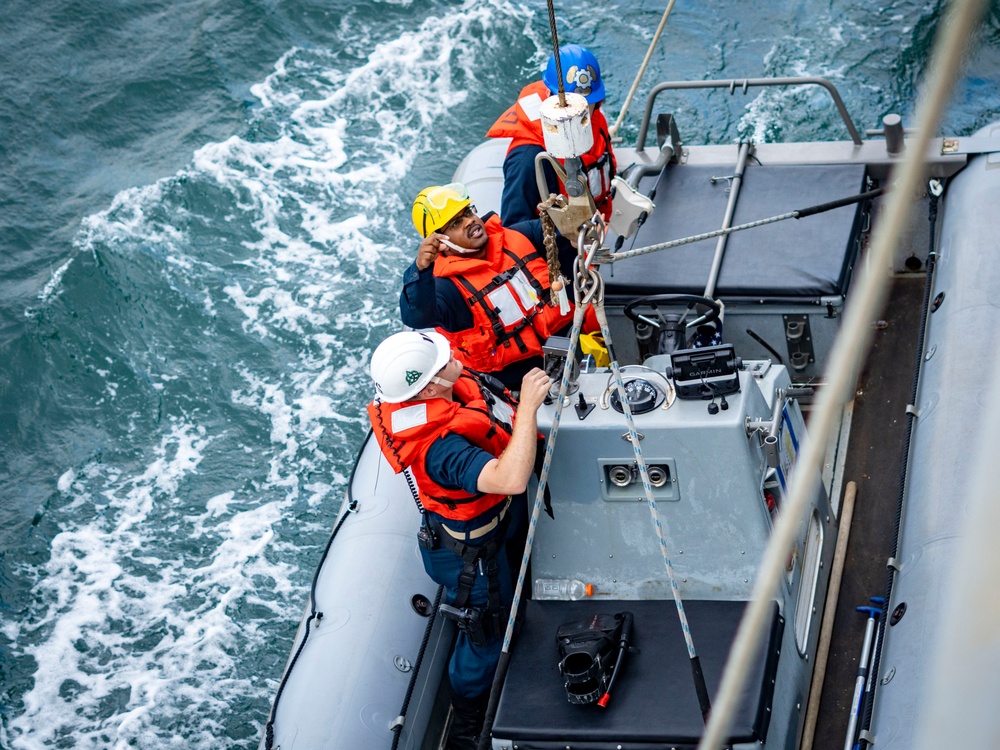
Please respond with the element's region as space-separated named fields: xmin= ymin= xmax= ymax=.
xmin=1 ymin=0 xmax=998 ymax=746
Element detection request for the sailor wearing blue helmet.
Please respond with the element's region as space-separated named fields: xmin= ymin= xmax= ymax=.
xmin=486 ymin=44 xmax=617 ymax=226
xmin=542 ymin=43 xmax=606 ymax=104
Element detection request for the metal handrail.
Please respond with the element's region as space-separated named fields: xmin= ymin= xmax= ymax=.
xmin=635 ymin=77 xmax=864 ymax=150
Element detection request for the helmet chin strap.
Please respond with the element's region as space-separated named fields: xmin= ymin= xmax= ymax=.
xmin=430 ymin=374 xmax=458 ymax=388
xmin=437 ymin=236 xmax=480 ymax=255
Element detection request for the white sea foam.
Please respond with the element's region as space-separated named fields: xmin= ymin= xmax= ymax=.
xmin=8 ymin=2 xmax=540 ymax=748
xmin=737 ymin=22 xmax=855 ymax=144
xmin=206 ymin=491 xmax=236 ymax=516
xmin=35 ymin=258 xmax=74 ymax=304
xmin=7 ymin=420 xmax=300 ymax=749
xmin=57 ymin=468 xmax=75 ymax=493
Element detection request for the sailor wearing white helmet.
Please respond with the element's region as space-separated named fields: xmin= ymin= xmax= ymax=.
xmin=366 ymin=330 xmax=551 ymax=750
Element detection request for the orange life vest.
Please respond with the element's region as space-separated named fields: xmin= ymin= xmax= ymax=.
xmin=486 ymin=80 xmax=617 ymax=220
xmin=367 ymin=372 xmax=516 ymax=521
xmin=433 ymin=214 xmax=573 ymax=373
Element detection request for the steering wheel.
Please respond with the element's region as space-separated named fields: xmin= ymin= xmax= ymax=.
xmin=623 ymin=294 xmax=723 ymax=331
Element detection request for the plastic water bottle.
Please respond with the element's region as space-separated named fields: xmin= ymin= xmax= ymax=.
xmin=533 ymin=578 xmax=594 ymax=600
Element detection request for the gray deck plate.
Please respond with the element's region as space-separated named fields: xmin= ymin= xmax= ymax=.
xmin=493 ymin=599 xmax=781 ymax=747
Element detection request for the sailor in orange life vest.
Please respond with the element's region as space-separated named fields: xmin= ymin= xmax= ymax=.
xmin=486 ymin=43 xmax=617 ymax=226
xmin=400 ymin=181 xmax=581 ymax=391
xmin=367 ymin=330 xmax=552 ymax=750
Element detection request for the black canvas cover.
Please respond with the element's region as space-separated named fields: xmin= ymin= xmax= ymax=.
xmin=604 ymin=162 xmax=869 ymax=300
xmin=492 ymin=599 xmax=783 ymax=748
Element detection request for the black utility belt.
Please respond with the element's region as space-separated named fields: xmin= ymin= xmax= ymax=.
xmin=420 ymin=497 xmax=512 ymax=555
xmin=436 ymin=496 xmax=512 ymax=542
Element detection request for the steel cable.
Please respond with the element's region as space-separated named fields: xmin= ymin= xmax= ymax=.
xmin=591 ymin=290 xmax=714 ymax=720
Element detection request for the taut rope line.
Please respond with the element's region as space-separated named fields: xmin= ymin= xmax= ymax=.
xmin=590 ymin=268 xmax=714 ymax=721
xmin=596 ymin=186 xmax=885 ymax=264
xmin=609 ymin=0 xmax=677 ymax=140
xmin=545 ymin=0 xmax=566 ymax=106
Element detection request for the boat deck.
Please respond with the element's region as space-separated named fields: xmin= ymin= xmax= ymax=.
xmin=812 ymin=274 xmax=925 ymax=748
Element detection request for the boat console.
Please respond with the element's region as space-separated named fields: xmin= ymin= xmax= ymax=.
xmin=528 ymin=350 xmax=797 ymax=602
xmin=487 ymin=345 xmax=834 ymax=749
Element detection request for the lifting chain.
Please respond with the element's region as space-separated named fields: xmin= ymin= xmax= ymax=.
xmin=538 ymin=193 xmax=565 ymax=306
xmin=573 ymin=214 xmax=607 ymax=308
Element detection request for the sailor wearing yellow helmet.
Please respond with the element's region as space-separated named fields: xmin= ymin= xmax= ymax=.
xmin=400 ymin=182 xmax=577 ymax=390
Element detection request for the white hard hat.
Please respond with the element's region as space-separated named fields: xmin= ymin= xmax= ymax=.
xmin=370 ymin=330 xmax=452 ymax=403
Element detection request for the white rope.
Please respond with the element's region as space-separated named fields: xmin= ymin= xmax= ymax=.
xmin=596 ymin=210 xmax=797 ymax=263
xmin=608 ymin=0 xmax=677 ymax=140
xmin=505 ymin=221 xmax=701 ymax=667
xmin=501 ymin=301 xmax=586 ymax=651
xmin=696 ymin=0 xmax=989 ymax=747
xmin=592 ymin=298 xmax=699 ymax=658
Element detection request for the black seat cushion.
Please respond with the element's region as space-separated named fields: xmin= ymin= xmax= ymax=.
xmin=604 ymin=163 xmax=868 ymax=301
xmin=492 ymin=598 xmax=783 ymax=749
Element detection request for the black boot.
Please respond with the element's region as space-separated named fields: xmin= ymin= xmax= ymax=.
xmin=446 ymin=692 xmax=486 ymax=750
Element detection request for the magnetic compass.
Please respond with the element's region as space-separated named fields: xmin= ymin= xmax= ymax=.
xmin=609 ymin=378 xmax=665 ymax=414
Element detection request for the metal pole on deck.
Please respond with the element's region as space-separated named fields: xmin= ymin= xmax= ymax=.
xmin=704 ymin=142 xmax=750 ymax=300
xmin=844 ymin=605 xmax=881 ymax=750
xmin=608 ymin=0 xmax=677 ymax=140
xmin=801 ymin=480 xmax=858 ymax=750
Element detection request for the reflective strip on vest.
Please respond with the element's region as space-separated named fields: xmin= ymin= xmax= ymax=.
xmin=391 ymin=403 xmax=428 ymax=433
xmin=519 ymin=92 xmax=544 ymax=122
xmin=489 ymin=397 xmax=514 ymax=431
xmin=486 ymin=268 xmax=540 ymax=326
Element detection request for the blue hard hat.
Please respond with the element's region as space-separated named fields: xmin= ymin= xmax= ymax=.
xmin=542 ymin=44 xmax=605 ymax=104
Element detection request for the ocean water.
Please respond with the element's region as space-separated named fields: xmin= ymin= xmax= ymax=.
xmin=1 ymin=0 xmax=998 ymax=747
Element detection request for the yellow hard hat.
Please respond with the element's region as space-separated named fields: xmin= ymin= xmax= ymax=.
xmin=412 ymin=183 xmax=471 ymax=238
